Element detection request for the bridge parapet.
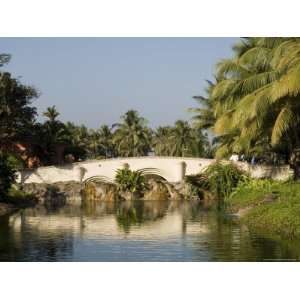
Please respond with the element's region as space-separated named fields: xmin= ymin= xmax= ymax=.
xmin=16 ymin=156 xmax=292 ymax=185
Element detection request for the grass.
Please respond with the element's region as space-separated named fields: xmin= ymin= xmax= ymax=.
xmin=226 ymin=179 xmax=300 ymax=240
xmin=226 ymin=179 xmax=281 ymax=211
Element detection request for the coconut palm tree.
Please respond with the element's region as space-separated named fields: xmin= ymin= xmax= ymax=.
xmin=87 ymin=128 xmax=101 ymax=158
xmin=192 ymin=37 xmax=300 ymax=176
xmin=168 ymin=120 xmax=195 ymax=157
xmin=152 ymin=126 xmax=173 ymax=156
xmin=63 ymin=122 xmax=89 ymax=161
xmin=189 ymin=81 xmax=217 ymax=131
xmin=41 ymin=106 xmax=70 ymax=164
xmin=98 ymin=125 xmax=115 ymax=158
xmin=113 ymin=110 xmax=151 ymax=157
xmin=43 ymin=106 xmax=60 ymax=122
xmin=42 ymin=106 xmax=69 ymax=143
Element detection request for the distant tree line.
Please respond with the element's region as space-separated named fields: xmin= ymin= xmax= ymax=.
xmin=0 ymin=53 xmax=211 ymax=173
xmin=40 ymin=107 xmax=211 ymax=164
xmin=4 ymin=37 xmax=300 ymax=178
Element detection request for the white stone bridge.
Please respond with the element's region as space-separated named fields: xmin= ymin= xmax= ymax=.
xmin=17 ymin=156 xmax=292 ymax=185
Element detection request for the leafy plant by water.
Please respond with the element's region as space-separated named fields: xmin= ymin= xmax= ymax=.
xmin=115 ymin=166 xmax=148 ymax=194
xmin=185 ymin=161 xmax=247 ymax=208
xmin=203 ymin=162 xmax=247 ymax=201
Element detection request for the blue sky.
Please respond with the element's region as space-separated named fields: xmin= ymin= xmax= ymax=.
xmin=1 ymin=38 xmax=237 ymax=128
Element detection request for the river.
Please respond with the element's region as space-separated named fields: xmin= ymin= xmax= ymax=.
xmin=0 ymin=199 xmax=299 ymax=261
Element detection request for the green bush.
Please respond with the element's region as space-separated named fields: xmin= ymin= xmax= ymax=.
xmin=115 ymin=166 xmax=147 ymax=194
xmin=203 ymin=161 xmax=247 ymax=201
xmin=0 ymin=153 xmax=17 ymax=200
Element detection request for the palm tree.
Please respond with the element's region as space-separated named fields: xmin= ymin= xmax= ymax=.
xmin=98 ymin=125 xmax=115 ymax=158
xmin=152 ymin=126 xmax=173 ymax=156
xmin=88 ymin=129 xmax=101 ymax=158
xmin=42 ymin=106 xmax=69 ymax=143
xmin=41 ymin=106 xmax=69 ymax=164
xmin=169 ymin=120 xmax=194 ymax=157
xmin=192 ymin=37 xmax=300 ymax=176
xmin=43 ymin=106 xmax=60 ymax=122
xmin=64 ymin=122 xmax=89 ymax=161
xmin=189 ymin=80 xmax=217 ymax=131
xmin=113 ymin=110 xmax=151 ymax=157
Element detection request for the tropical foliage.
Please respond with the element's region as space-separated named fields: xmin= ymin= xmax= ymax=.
xmin=115 ymin=166 xmax=148 ymax=194
xmin=204 ymin=162 xmax=247 ymax=200
xmin=190 ymin=37 xmax=300 ymax=176
xmin=188 ymin=162 xmax=247 ymax=202
xmin=0 ymin=153 xmax=16 ymax=200
xmin=152 ymin=121 xmax=210 ymax=157
xmin=0 ymin=54 xmax=38 ymax=151
xmin=113 ymin=110 xmax=152 ymax=157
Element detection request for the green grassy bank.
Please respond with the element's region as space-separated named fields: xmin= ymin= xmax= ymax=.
xmin=225 ymin=180 xmax=300 ymax=240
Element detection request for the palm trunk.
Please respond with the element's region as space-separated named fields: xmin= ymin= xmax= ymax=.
xmin=290 ymin=131 xmax=300 ymax=180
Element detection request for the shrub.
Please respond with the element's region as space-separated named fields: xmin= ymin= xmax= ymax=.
xmin=0 ymin=153 xmax=17 ymax=200
xmin=115 ymin=166 xmax=147 ymax=194
xmin=203 ymin=161 xmax=247 ymax=201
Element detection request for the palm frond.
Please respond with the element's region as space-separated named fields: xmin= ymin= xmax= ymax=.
xmin=271 ymin=104 xmax=298 ymax=145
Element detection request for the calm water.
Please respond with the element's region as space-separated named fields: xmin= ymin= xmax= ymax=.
xmin=0 ymin=200 xmax=299 ymax=261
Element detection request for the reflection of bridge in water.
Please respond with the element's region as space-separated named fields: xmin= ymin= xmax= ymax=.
xmin=8 ymin=201 xmax=209 ymax=240
xmin=17 ymin=156 xmax=292 ymax=184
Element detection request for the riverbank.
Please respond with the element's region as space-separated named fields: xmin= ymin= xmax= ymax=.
xmin=225 ymin=180 xmax=300 ymax=240
xmin=0 ymin=187 xmax=37 ymax=217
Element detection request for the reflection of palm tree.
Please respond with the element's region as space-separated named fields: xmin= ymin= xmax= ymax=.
xmin=115 ymin=200 xmax=169 ymax=233
xmin=115 ymin=201 xmax=144 ymax=233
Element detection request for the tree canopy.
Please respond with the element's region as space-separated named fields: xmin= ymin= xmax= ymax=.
xmin=191 ymin=37 xmax=300 ymax=172
xmin=0 ymin=55 xmax=38 ymax=149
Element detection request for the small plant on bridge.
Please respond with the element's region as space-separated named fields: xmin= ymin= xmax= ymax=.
xmin=115 ymin=166 xmax=164 ymax=195
xmin=115 ymin=166 xmax=148 ymax=194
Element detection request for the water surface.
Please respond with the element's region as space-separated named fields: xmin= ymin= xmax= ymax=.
xmin=0 ymin=200 xmax=299 ymax=261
